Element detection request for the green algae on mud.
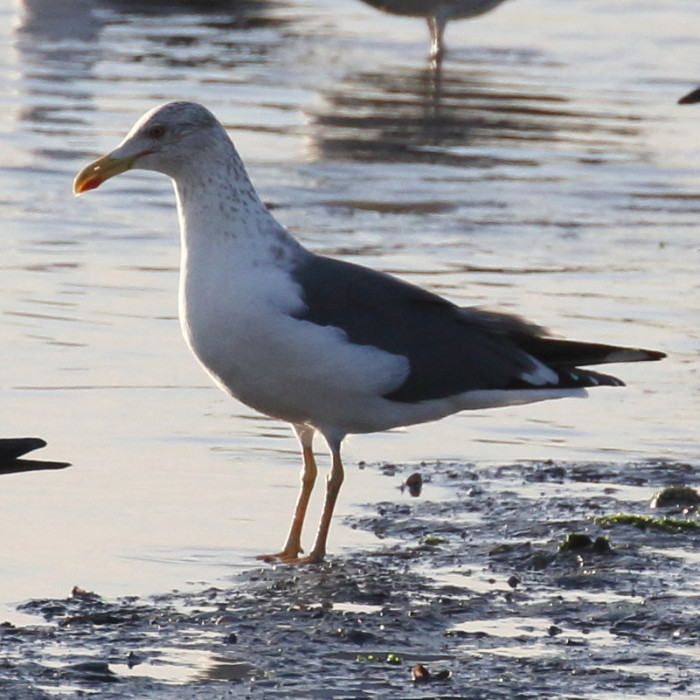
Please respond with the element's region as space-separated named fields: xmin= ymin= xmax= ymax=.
xmin=595 ymin=513 xmax=700 ymax=534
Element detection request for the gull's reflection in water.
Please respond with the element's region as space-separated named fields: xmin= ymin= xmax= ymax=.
xmin=304 ymin=62 xmax=642 ymax=168
xmin=16 ymin=0 xmax=102 ymax=43
xmin=14 ymin=0 xmax=103 ymax=135
xmin=16 ymin=0 xmax=285 ymax=66
xmin=13 ymin=0 xmax=287 ymax=158
xmin=100 ymin=0 xmax=283 ymax=29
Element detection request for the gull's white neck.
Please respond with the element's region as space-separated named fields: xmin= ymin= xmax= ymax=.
xmin=170 ymin=131 xmax=307 ymax=384
xmin=172 ymin=136 xmax=300 ymax=266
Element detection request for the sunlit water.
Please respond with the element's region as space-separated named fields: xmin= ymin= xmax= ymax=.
xmin=1 ymin=0 xmax=699 ymax=618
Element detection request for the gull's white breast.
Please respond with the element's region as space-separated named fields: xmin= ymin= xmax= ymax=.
xmin=178 ymin=239 xmax=410 ymax=431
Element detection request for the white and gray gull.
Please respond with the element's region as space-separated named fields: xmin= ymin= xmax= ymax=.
xmin=74 ymin=102 xmax=665 ymax=564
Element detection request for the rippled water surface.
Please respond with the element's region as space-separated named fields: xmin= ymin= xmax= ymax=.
xmin=1 ymin=0 xmax=699 ymax=611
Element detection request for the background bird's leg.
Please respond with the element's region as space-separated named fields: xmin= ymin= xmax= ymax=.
xmin=302 ymin=437 xmax=345 ymax=564
xmin=428 ymin=11 xmax=447 ymax=62
xmin=257 ymin=424 xmax=316 ymax=562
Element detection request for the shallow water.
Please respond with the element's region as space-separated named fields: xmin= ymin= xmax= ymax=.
xmin=6 ymin=459 xmax=700 ymax=699
xmin=1 ymin=0 xmax=699 ymax=614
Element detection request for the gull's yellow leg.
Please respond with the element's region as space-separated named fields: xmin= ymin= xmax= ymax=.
xmin=257 ymin=425 xmax=316 ymax=562
xmin=428 ymin=15 xmax=447 ymax=61
xmin=295 ymin=442 xmax=344 ymax=565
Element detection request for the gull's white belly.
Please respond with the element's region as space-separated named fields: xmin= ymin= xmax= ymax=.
xmin=179 ymin=260 xmax=411 ymax=432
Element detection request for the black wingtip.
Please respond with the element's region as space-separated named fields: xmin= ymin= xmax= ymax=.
xmin=679 ymin=87 xmax=700 ymax=105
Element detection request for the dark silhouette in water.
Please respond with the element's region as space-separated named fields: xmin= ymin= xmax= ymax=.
xmin=678 ymin=87 xmax=700 ymax=105
xmin=0 ymin=438 xmax=70 ymax=475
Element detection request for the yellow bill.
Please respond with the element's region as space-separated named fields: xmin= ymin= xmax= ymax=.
xmin=73 ymin=152 xmax=143 ymax=195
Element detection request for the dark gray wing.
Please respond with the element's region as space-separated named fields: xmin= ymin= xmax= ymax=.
xmin=291 ymin=254 xmax=665 ymax=403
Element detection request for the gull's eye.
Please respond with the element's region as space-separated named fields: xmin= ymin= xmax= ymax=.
xmin=146 ymin=124 xmax=166 ymax=139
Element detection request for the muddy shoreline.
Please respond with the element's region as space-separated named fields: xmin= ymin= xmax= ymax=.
xmin=3 ymin=459 xmax=700 ymax=699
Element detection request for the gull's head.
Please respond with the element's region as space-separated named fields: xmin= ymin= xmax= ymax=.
xmin=73 ymin=102 xmax=224 ymax=194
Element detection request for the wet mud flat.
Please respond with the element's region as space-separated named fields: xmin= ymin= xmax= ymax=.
xmin=3 ymin=459 xmax=700 ymax=699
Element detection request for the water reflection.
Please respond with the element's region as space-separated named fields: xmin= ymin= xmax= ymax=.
xmin=18 ymin=0 xmax=282 ymax=28
xmin=15 ymin=0 xmax=286 ymax=58
xmin=305 ymin=63 xmax=644 ymax=166
xmin=12 ymin=0 xmax=288 ymax=146
xmin=117 ymin=647 xmax=255 ymax=684
xmin=102 ymin=0 xmax=276 ymax=15
xmin=16 ymin=0 xmax=101 ymax=43
xmin=99 ymin=0 xmax=287 ymax=51
xmin=14 ymin=0 xmax=103 ymax=136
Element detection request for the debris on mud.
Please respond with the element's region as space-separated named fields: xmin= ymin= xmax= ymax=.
xmin=557 ymin=532 xmax=612 ymax=553
xmin=2 ymin=459 xmax=700 ymax=698
xmin=649 ymin=485 xmax=700 ymax=510
xmin=410 ymin=662 xmax=452 ymax=683
xmin=400 ymin=471 xmax=424 ymax=497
